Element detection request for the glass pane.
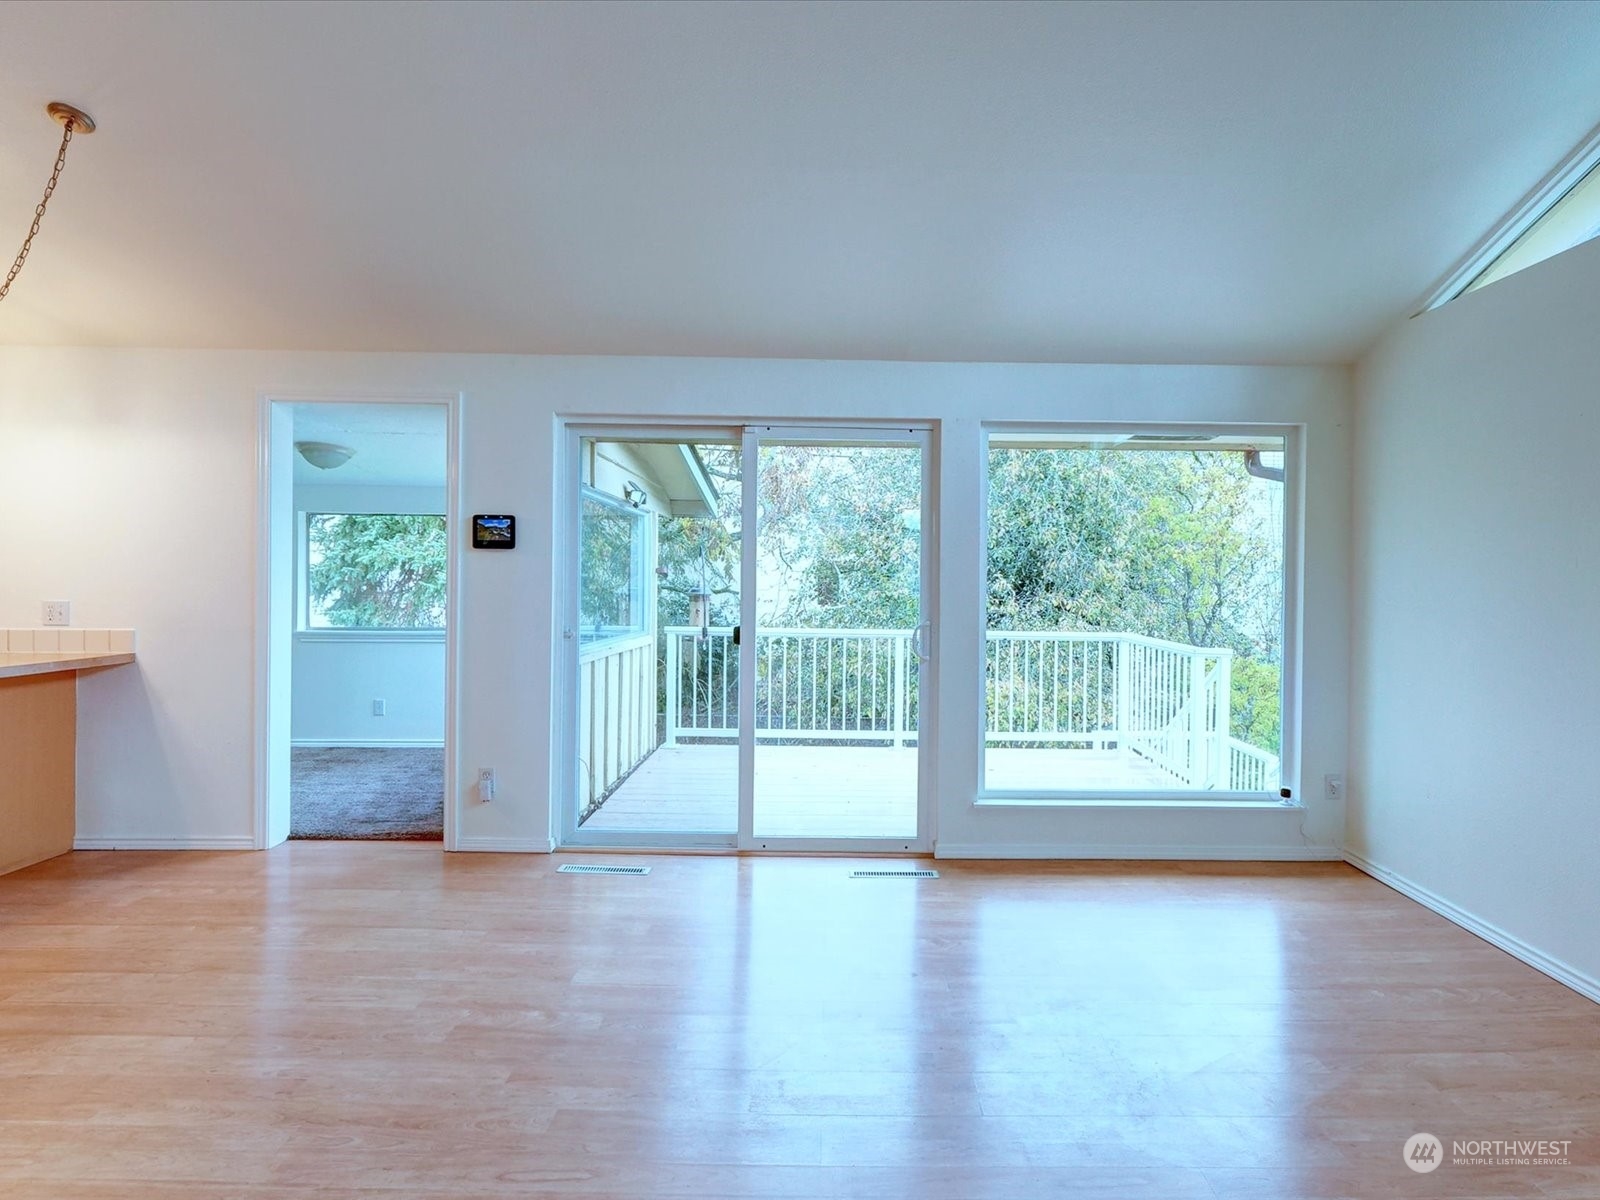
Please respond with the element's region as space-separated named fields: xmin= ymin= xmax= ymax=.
xmin=305 ymin=513 xmax=446 ymax=629
xmin=579 ymin=497 xmax=645 ymax=642
xmin=984 ymin=434 xmax=1285 ymax=793
xmin=576 ymin=437 xmax=741 ymax=835
xmin=752 ymin=441 xmax=922 ymax=839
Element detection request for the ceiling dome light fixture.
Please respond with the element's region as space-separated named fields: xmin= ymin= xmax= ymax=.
xmin=1 ymin=102 xmax=96 ymax=305
xmin=295 ymin=441 xmax=356 ymax=470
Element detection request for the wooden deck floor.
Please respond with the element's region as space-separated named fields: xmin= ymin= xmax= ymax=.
xmin=581 ymin=744 xmax=1180 ymax=838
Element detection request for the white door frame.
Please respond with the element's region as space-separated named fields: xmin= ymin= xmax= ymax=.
xmin=738 ymin=425 xmax=935 ymax=853
xmin=253 ymin=391 xmax=464 ymax=851
xmin=555 ymin=422 xmax=745 ymax=851
xmin=554 ymin=418 xmax=937 ymax=854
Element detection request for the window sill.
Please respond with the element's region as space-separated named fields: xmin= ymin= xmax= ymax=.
xmin=295 ymin=629 xmax=446 ymax=645
xmin=579 ymin=631 xmax=654 ymax=661
xmin=976 ymin=793 xmax=1301 ymax=811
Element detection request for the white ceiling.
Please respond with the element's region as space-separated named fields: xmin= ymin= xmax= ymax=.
xmin=291 ymin=402 xmax=445 ymax=489
xmin=1 ymin=1 xmax=1599 ymax=365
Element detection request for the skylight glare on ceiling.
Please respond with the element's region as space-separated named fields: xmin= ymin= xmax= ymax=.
xmin=1446 ymin=149 xmax=1600 ymax=305
xmin=1455 ymin=157 xmax=1600 ymax=300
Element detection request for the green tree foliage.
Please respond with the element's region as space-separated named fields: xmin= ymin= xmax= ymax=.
xmin=1230 ymin=657 xmax=1282 ymax=755
xmin=657 ymin=445 xmax=923 ymax=630
xmin=987 ymin=449 xmax=1280 ymax=658
xmin=758 ymin=445 xmax=922 ymax=629
xmin=987 ymin=447 xmax=1283 ymax=750
xmin=653 ymin=442 xmax=1284 ymax=753
xmin=307 ymin=514 xmax=447 ymax=629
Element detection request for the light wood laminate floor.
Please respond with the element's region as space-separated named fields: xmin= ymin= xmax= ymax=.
xmin=0 ymin=846 xmax=1596 ymax=1198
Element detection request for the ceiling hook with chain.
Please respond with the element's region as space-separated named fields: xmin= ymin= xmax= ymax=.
xmin=0 ymin=101 xmax=96 ymax=305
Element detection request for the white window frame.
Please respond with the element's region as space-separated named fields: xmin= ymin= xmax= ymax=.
xmin=976 ymin=421 xmax=1302 ymax=807
xmin=297 ymin=510 xmax=448 ymax=639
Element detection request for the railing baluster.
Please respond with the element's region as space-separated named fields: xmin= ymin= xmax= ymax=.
xmin=832 ymin=640 xmax=844 ymax=732
xmin=1008 ymin=639 xmax=1017 ymax=733
xmin=1050 ymin=639 xmax=1059 ymax=735
xmin=874 ymin=635 xmax=881 ymax=731
xmin=1023 ymin=637 xmax=1032 ymax=734
xmin=892 ymin=634 xmax=905 ymax=746
xmin=822 ymin=634 xmax=829 ymax=731
xmin=665 ymin=632 xmax=680 ymax=746
xmin=691 ymin=634 xmax=701 ymax=733
xmin=859 ymin=637 xmax=865 ymax=731
xmin=844 ymin=637 xmax=852 ymax=732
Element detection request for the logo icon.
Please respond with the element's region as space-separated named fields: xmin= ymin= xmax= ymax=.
xmin=1404 ymin=1133 xmax=1443 ymax=1173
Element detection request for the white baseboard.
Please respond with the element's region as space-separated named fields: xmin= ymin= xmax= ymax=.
xmin=1344 ymin=851 xmax=1600 ymax=1006
xmin=453 ymin=836 xmax=555 ymax=854
xmin=74 ymin=836 xmax=256 ymax=851
xmin=935 ymin=842 xmax=1344 ymax=861
xmin=291 ymin=739 xmax=445 ymax=749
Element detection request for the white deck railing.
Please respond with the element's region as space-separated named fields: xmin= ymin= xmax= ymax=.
xmin=664 ymin=626 xmax=1279 ymax=791
xmin=666 ymin=627 xmax=917 ymax=746
xmin=578 ymin=632 xmax=658 ymax=816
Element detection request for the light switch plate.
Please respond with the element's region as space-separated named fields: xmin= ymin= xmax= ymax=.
xmin=41 ymin=601 xmax=70 ymax=626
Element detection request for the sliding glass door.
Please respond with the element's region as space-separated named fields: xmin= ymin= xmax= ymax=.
xmin=572 ymin=433 xmax=741 ymax=840
xmin=563 ymin=424 xmax=932 ymax=851
xmin=745 ymin=430 xmax=927 ymax=846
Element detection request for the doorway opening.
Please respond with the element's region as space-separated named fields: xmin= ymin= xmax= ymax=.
xmin=560 ymin=424 xmax=934 ymax=852
xmin=257 ymin=397 xmax=458 ymax=848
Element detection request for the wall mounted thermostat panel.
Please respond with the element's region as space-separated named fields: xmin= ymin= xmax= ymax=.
xmin=472 ymin=515 xmax=515 ymax=549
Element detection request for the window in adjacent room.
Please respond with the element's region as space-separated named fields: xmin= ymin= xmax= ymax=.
xmin=303 ymin=513 xmax=448 ymax=630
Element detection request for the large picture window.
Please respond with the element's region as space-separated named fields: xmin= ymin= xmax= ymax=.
xmin=304 ymin=513 xmax=447 ymax=630
xmin=983 ymin=430 xmax=1289 ymax=795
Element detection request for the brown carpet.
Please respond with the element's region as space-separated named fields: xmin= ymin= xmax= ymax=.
xmin=290 ymin=747 xmax=444 ymax=840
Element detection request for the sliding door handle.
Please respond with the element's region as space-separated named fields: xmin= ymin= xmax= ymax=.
xmin=911 ymin=621 xmax=932 ymax=662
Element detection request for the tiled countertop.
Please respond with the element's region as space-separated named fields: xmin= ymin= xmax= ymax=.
xmin=0 ymin=651 xmax=137 ymax=680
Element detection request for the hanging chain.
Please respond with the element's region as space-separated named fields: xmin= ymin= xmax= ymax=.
xmin=0 ymin=117 xmax=75 ymax=304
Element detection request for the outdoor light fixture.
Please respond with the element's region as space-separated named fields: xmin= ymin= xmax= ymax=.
xmin=295 ymin=441 xmax=356 ymax=470
xmin=1 ymin=103 xmax=96 ymax=304
xmin=623 ymin=481 xmax=649 ymax=508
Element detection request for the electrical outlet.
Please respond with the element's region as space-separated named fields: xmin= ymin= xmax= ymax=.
xmin=478 ymin=768 xmax=496 ymax=802
xmin=41 ymin=600 xmax=70 ymax=626
xmin=372 ymin=698 xmax=386 ymax=717
xmin=1324 ymin=774 xmax=1344 ymax=800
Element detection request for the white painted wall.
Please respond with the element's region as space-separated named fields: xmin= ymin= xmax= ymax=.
xmin=290 ymin=483 xmax=446 ymax=746
xmin=1352 ymin=234 xmax=1600 ymax=996
xmin=0 ymin=350 xmax=1349 ymax=857
xmin=292 ymin=636 xmax=445 ymax=746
